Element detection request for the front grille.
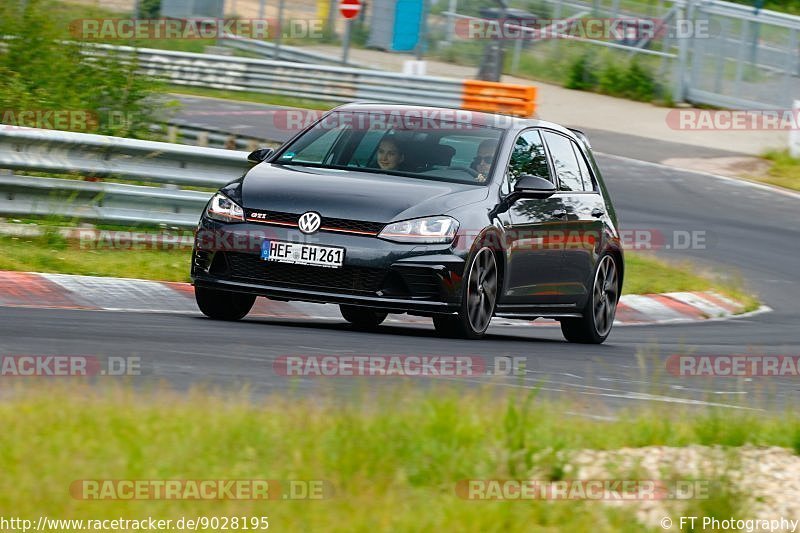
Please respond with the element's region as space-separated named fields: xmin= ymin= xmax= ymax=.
xmin=321 ymin=216 xmax=385 ymax=235
xmin=224 ymin=252 xmax=386 ymax=294
xmin=246 ymin=209 xmax=385 ymax=235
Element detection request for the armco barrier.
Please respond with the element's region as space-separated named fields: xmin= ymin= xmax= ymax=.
xmin=83 ymin=44 xmax=537 ymax=118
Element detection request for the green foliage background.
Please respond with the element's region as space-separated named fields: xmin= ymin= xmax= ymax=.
xmin=0 ymin=0 xmax=162 ymax=138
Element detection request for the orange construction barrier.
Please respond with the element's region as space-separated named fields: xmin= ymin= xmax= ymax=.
xmin=461 ymin=80 xmax=537 ymax=117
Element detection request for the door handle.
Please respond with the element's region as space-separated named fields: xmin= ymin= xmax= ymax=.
xmin=591 ymin=208 xmax=605 ymax=218
xmin=552 ymin=209 xmax=567 ymax=218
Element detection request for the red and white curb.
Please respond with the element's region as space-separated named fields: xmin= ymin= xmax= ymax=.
xmin=0 ymin=271 xmax=766 ymax=326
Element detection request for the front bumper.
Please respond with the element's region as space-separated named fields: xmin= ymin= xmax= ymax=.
xmin=190 ymin=220 xmax=468 ymax=314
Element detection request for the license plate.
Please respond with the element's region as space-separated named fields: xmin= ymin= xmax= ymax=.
xmin=261 ymin=240 xmax=345 ymax=268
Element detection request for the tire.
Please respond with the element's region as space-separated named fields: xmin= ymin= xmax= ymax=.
xmin=560 ymin=254 xmax=619 ymax=344
xmin=433 ymin=246 xmax=498 ymax=339
xmin=195 ymin=286 xmax=256 ymax=321
xmin=340 ymin=305 xmax=388 ymax=330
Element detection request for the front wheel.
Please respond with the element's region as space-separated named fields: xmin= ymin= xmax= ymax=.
xmin=195 ymin=286 xmax=255 ymax=321
xmin=340 ymin=305 xmax=388 ymax=330
xmin=433 ymin=246 xmax=498 ymax=339
xmin=560 ymin=254 xmax=619 ymax=344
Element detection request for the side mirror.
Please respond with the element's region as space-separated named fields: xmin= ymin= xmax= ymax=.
xmin=247 ymin=148 xmax=274 ymax=164
xmin=510 ymin=174 xmax=556 ymax=201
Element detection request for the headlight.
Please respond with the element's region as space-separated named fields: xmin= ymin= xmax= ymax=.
xmin=378 ymin=216 xmax=459 ymax=244
xmin=206 ymin=192 xmax=244 ymax=223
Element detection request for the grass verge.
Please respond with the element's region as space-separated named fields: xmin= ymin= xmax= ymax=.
xmin=0 ymin=383 xmax=796 ymax=531
xmin=0 ymin=234 xmax=759 ymax=309
xmin=624 ymin=253 xmax=760 ymax=312
xmin=168 ymin=86 xmax=335 ymax=111
xmin=760 ymin=150 xmax=800 ymax=191
xmin=0 ymin=234 xmax=190 ymax=282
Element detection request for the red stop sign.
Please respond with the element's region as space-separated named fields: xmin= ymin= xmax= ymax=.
xmin=339 ymin=0 xmax=361 ymax=19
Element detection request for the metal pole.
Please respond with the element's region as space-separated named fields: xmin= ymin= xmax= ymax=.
xmin=445 ymin=0 xmax=457 ymax=44
xmin=415 ymin=0 xmax=430 ymax=60
xmin=259 ymin=0 xmax=266 ymax=19
xmin=673 ymin=0 xmax=691 ymax=104
xmin=274 ymin=0 xmax=285 ymax=59
xmin=342 ymin=19 xmax=352 ymax=64
xmin=790 ymin=100 xmax=800 ymax=158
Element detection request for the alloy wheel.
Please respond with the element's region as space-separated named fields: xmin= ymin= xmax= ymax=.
xmin=592 ymin=255 xmax=618 ymax=337
xmin=466 ymin=247 xmax=498 ymax=333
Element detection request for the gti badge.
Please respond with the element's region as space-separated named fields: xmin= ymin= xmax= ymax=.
xmin=298 ymin=211 xmax=322 ymax=234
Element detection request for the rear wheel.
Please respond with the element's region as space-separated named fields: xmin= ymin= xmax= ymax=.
xmin=340 ymin=305 xmax=388 ymax=330
xmin=433 ymin=246 xmax=498 ymax=339
xmin=195 ymin=286 xmax=256 ymax=321
xmin=560 ymin=254 xmax=619 ymax=344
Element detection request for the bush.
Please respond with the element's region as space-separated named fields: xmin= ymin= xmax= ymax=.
xmin=137 ymin=0 xmax=161 ymax=18
xmin=565 ymin=53 xmax=597 ymax=90
xmin=0 ymin=0 xmax=162 ymax=138
xmin=564 ymin=53 xmax=660 ymax=102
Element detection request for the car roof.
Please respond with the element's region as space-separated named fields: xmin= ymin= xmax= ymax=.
xmin=332 ymin=102 xmax=580 ymax=140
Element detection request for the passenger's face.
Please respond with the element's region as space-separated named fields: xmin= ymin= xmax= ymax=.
xmin=377 ymin=141 xmax=403 ymax=170
xmin=475 ymin=146 xmax=494 ymax=176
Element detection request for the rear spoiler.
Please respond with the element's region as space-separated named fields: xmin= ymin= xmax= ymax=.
xmin=568 ymin=128 xmax=592 ymax=149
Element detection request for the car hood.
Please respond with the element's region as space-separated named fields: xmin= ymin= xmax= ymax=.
xmin=240 ymin=164 xmax=488 ymax=223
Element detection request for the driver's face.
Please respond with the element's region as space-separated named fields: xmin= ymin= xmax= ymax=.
xmin=475 ymin=147 xmax=494 ymax=176
xmin=377 ymin=141 xmax=403 ymax=170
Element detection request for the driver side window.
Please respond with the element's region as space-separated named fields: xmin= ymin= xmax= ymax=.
xmin=502 ymin=130 xmax=551 ymax=195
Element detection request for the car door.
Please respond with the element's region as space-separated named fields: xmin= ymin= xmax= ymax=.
xmin=501 ymin=129 xmax=571 ymax=305
xmin=541 ymin=131 xmax=605 ymax=306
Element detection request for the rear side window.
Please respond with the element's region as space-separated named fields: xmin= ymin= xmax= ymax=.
xmin=573 ymin=144 xmax=596 ymax=191
xmin=542 ymin=131 xmax=585 ymax=192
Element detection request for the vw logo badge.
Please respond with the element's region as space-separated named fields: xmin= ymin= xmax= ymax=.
xmin=298 ymin=211 xmax=321 ymax=234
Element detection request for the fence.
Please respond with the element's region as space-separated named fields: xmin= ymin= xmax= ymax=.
xmin=433 ymin=0 xmax=800 ymax=109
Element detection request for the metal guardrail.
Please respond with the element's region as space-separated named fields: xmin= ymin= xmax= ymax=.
xmin=85 ymin=44 xmax=468 ymax=109
xmin=0 ymin=173 xmax=210 ymax=227
xmin=79 ymin=44 xmax=537 ymax=116
xmin=219 ymin=35 xmax=367 ymax=68
xmin=0 ymin=126 xmax=251 ymax=188
xmin=0 ymin=127 xmax=254 ymax=227
xmin=154 ymin=122 xmax=283 ymax=151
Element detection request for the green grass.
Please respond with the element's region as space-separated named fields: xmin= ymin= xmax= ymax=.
xmin=167 ymin=86 xmax=335 ymax=111
xmin=0 ymin=234 xmax=190 ymax=282
xmin=0 ymin=235 xmax=759 ymax=310
xmin=760 ymin=150 xmax=800 ymax=191
xmin=624 ymin=253 xmax=760 ymax=311
xmin=0 ymin=383 xmax=793 ymax=531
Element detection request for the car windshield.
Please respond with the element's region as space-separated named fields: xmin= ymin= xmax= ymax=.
xmin=274 ymin=110 xmax=505 ymax=185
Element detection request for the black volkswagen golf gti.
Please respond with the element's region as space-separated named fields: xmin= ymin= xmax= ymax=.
xmin=191 ymin=104 xmax=623 ymax=343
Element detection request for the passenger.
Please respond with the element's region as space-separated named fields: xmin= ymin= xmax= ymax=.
xmin=472 ymin=139 xmax=498 ymax=183
xmin=376 ymin=138 xmax=405 ymax=171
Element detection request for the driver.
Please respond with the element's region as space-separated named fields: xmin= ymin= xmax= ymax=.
xmin=472 ymin=140 xmax=498 ymax=183
xmin=376 ymin=138 xmax=405 ymax=171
